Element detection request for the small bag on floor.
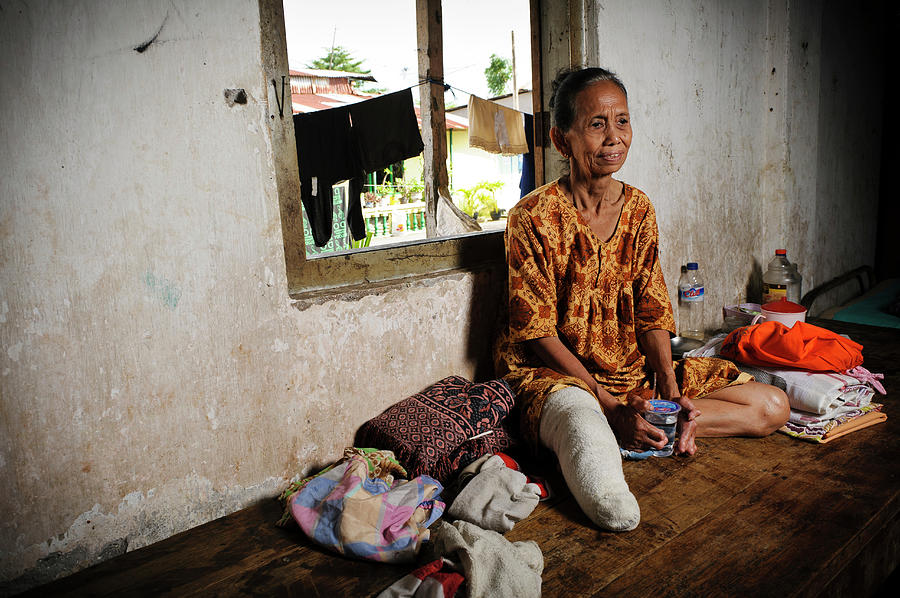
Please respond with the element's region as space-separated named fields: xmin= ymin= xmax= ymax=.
xmin=355 ymin=376 xmax=520 ymax=484
xmin=279 ymin=448 xmax=445 ymax=563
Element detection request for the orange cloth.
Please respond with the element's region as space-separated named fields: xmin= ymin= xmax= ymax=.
xmin=494 ymin=180 xmax=745 ymax=447
xmin=720 ymin=321 xmax=864 ymax=372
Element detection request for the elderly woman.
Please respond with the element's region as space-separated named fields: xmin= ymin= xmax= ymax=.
xmin=495 ymin=67 xmax=789 ymax=531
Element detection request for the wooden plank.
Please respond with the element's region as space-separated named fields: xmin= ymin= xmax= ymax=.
xmin=24 ymin=500 xmax=412 ymax=597
xmin=416 ymin=0 xmax=449 ymax=238
xmin=508 ymin=437 xmax=778 ymax=595
xmin=530 ymin=0 xmax=545 ymax=186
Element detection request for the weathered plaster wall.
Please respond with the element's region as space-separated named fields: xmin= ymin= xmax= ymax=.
xmin=0 ymin=0 xmax=887 ymax=592
xmin=542 ymin=0 xmax=884 ymax=324
xmin=0 ymin=1 xmax=503 ymax=592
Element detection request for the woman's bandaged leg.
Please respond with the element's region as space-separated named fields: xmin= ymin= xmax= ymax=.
xmin=539 ymin=386 xmax=640 ymax=531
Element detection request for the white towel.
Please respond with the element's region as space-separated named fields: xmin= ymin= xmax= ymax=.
xmin=428 ymin=519 xmax=543 ymax=598
xmin=758 ymin=367 xmax=872 ymax=415
xmin=447 ymin=455 xmax=540 ymax=533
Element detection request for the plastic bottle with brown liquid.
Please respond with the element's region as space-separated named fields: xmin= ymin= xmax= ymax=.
xmin=762 ymin=249 xmax=802 ymax=304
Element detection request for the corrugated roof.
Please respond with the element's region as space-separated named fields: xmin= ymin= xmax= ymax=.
xmin=288 ymin=68 xmax=376 ymax=82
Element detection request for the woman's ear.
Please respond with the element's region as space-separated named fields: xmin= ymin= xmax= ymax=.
xmin=549 ymin=126 xmax=570 ymax=159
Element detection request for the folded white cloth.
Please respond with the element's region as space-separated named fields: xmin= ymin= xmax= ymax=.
xmin=447 ymin=455 xmax=540 ymax=533
xmin=758 ymin=367 xmax=872 ymax=415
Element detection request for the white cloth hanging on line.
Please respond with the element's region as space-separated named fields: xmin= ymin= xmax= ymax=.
xmin=467 ymin=95 xmax=528 ymax=155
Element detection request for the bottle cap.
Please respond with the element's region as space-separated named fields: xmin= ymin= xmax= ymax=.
xmin=775 ymin=249 xmax=786 ymax=256
xmin=686 ymin=262 xmax=698 ymax=270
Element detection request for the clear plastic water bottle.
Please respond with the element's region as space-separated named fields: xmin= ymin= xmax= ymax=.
xmin=762 ymin=249 xmax=802 ymax=304
xmin=788 ymin=262 xmax=803 ymax=304
xmin=678 ymin=262 xmax=705 ymax=341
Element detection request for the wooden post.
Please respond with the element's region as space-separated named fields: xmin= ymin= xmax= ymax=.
xmin=530 ymin=0 xmax=545 ymax=187
xmin=511 ymin=30 xmax=519 ymax=111
xmin=416 ymin=0 xmax=449 ymax=238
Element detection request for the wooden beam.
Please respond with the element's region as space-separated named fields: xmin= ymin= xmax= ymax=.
xmin=530 ymin=0 xmax=545 ymax=187
xmin=416 ymin=0 xmax=449 ymax=238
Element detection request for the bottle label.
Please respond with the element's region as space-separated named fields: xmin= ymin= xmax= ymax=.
xmin=679 ymin=286 xmax=705 ymax=302
xmin=762 ymin=283 xmax=786 ymax=304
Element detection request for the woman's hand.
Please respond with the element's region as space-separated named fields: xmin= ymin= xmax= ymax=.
xmin=607 ymin=393 xmax=669 ymax=450
xmin=672 ymin=396 xmax=701 ymax=456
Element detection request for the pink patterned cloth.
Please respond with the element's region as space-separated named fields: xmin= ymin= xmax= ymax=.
xmin=845 ymin=366 xmax=886 ymax=395
xmin=282 ymin=448 xmax=445 ymax=563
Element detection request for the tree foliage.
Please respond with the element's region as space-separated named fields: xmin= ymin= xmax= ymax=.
xmin=484 ymin=54 xmax=512 ymax=96
xmin=307 ymin=45 xmax=370 ymax=74
xmin=307 ymin=45 xmax=386 ymax=93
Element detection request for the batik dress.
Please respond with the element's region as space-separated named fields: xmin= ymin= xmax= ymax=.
xmin=494 ymin=180 xmax=747 ymax=447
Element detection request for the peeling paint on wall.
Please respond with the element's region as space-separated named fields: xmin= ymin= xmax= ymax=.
xmin=1 ymin=475 xmax=285 ymax=595
xmin=143 ymin=271 xmax=182 ymax=310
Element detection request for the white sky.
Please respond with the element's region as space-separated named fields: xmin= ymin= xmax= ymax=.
xmin=282 ymin=0 xmax=531 ymax=101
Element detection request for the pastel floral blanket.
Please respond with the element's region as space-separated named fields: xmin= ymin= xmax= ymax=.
xmin=279 ymin=448 xmax=445 ymax=563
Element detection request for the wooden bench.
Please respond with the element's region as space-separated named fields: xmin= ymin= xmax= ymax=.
xmin=26 ymin=319 xmax=900 ymax=597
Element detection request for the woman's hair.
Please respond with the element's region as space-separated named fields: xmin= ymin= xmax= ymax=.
xmin=549 ymin=66 xmax=628 ymax=132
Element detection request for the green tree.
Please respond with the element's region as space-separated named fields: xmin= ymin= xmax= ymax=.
xmin=484 ymin=54 xmax=512 ymax=96
xmin=307 ymin=45 xmax=370 ymax=74
xmin=307 ymin=46 xmax=386 ymax=93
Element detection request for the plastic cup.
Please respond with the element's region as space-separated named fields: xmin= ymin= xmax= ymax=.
xmin=750 ymin=298 xmax=807 ymax=328
xmin=642 ymin=400 xmax=681 ymax=455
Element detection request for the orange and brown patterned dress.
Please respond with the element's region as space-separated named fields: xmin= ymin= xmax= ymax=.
xmin=494 ymin=180 xmax=747 ymax=447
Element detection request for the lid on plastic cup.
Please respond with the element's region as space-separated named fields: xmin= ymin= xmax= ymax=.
xmin=762 ymin=298 xmax=806 ymax=313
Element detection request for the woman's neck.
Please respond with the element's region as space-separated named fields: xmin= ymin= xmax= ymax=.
xmin=562 ymin=172 xmax=621 ymax=215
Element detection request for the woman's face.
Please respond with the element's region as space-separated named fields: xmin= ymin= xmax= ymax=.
xmin=557 ymin=80 xmax=632 ymax=178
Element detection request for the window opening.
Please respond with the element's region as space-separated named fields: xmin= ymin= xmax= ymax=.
xmin=282 ymin=0 xmax=534 ymax=260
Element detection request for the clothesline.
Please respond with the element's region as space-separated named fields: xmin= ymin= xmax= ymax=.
xmin=414 ymin=77 xmax=532 ymax=116
xmin=407 ymin=77 xmax=536 ymax=190
xmin=294 ymin=78 xmax=536 ymax=248
xmin=355 ymin=77 xmax=534 ymax=160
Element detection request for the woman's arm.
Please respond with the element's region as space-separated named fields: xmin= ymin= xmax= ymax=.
xmin=637 ymin=328 xmax=701 ymax=455
xmin=525 ymin=336 xmax=668 ymax=450
xmin=637 ymin=329 xmax=679 ymax=397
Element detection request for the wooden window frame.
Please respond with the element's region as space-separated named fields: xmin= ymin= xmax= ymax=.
xmin=261 ymin=0 xmax=544 ymax=298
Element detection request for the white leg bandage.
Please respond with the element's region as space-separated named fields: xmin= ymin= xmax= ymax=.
xmin=539 ymin=386 xmax=640 ymax=531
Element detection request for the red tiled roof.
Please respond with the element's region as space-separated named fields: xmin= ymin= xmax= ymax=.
xmin=291 ymin=92 xmax=370 ymax=113
xmin=414 ymin=106 xmax=468 ymax=130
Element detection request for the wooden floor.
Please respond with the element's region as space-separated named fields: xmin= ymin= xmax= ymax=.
xmin=26 ymin=320 xmax=900 ymax=597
